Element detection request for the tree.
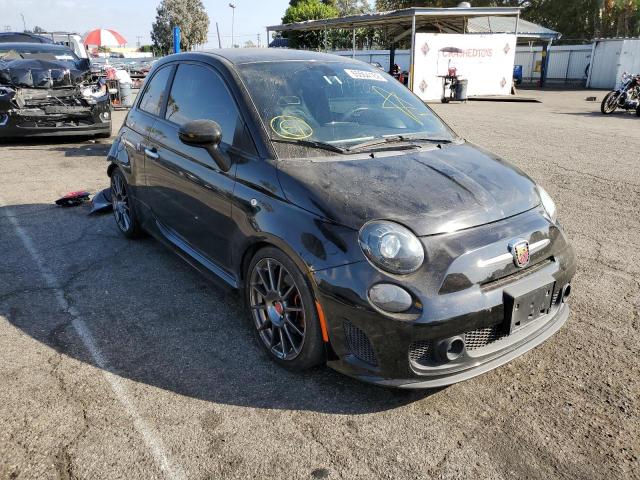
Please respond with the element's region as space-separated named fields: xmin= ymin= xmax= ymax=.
xmin=329 ymin=0 xmax=373 ymax=15
xmin=33 ymin=26 xmax=46 ymax=33
xmin=596 ymin=0 xmax=640 ymax=37
xmin=151 ymin=0 xmax=209 ymax=55
xmin=375 ymin=0 xmax=640 ymax=40
xmin=282 ymin=0 xmax=340 ymax=48
xmin=376 ymin=0 xmax=524 ymax=10
xmin=283 ymin=0 xmax=377 ymax=49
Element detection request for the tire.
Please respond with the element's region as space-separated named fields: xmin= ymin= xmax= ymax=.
xmin=246 ymin=246 xmax=325 ymax=371
xmin=110 ymin=167 xmax=143 ymax=239
xmin=601 ymin=91 xmax=619 ymax=114
xmin=636 ymin=105 xmax=640 ymax=117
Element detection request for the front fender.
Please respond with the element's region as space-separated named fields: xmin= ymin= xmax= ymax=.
xmin=107 ymin=134 xmax=131 ymax=175
xmin=230 ymin=181 xmax=364 ymax=283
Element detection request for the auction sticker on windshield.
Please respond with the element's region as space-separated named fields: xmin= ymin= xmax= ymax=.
xmin=344 ymin=69 xmax=387 ymax=82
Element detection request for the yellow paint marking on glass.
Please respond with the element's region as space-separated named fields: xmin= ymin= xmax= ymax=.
xmin=270 ymin=115 xmax=313 ymax=140
xmin=371 ymin=86 xmax=423 ymax=125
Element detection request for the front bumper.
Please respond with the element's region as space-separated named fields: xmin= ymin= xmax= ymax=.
xmin=312 ymin=209 xmax=576 ymax=388
xmin=0 ymin=101 xmax=111 ymax=138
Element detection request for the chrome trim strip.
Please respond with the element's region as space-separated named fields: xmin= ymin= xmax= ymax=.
xmin=477 ymin=239 xmax=550 ymax=268
xmin=477 ymin=252 xmax=511 ymax=268
xmin=529 ymin=238 xmax=551 ymax=253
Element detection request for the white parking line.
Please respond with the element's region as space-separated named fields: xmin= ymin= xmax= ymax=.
xmin=1 ymin=202 xmax=186 ymax=480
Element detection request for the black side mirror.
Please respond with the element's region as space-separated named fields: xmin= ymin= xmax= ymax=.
xmin=178 ymin=119 xmax=232 ymax=172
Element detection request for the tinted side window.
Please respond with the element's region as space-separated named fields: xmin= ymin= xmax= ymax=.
xmin=139 ymin=66 xmax=172 ymax=116
xmin=165 ymin=63 xmax=241 ymax=147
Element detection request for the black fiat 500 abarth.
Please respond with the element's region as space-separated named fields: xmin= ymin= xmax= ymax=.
xmin=106 ymin=49 xmax=576 ymax=388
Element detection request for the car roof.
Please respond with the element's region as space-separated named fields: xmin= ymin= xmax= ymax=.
xmin=0 ymin=42 xmax=73 ymax=52
xmin=189 ymin=48 xmax=361 ymax=66
xmin=0 ymin=32 xmax=54 ymax=44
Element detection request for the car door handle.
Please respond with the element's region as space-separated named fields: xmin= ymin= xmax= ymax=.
xmin=144 ymin=147 xmax=159 ymax=160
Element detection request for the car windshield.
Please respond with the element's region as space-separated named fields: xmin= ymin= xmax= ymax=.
xmin=237 ymin=60 xmax=456 ymax=150
xmin=0 ymin=46 xmax=79 ymax=63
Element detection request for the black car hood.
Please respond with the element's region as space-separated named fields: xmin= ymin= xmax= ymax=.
xmin=276 ymin=142 xmax=540 ymax=236
xmin=0 ymin=58 xmax=90 ymax=88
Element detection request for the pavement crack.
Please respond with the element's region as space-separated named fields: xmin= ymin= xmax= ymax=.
xmin=51 ymin=220 xmax=121 ymax=251
xmin=0 ymin=286 xmax=57 ymax=304
xmin=54 ymin=445 xmax=79 ymax=480
xmin=59 ymin=243 xmax=131 ymax=303
xmin=47 ymin=352 xmax=92 ymax=476
xmin=0 ymin=207 xmax=54 ymax=220
xmin=553 ymin=164 xmax=640 ymax=190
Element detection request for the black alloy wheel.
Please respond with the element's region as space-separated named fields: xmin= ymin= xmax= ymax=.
xmin=247 ymin=247 xmax=325 ymax=370
xmin=110 ymin=168 xmax=142 ymax=238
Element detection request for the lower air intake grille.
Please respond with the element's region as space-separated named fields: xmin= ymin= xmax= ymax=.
xmin=408 ymin=341 xmax=431 ymax=365
xmin=343 ymin=321 xmax=378 ymax=366
xmin=409 ymin=325 xmax=509 ymax=366
xmin=464 ymin=325 xmax=508 ymax=350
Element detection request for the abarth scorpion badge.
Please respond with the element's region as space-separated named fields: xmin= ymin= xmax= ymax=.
xmin=509 ymin=239 xmax=530 ymax=268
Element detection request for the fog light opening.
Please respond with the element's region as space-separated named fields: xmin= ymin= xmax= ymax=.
xmin=562 ymin=284 xmax=572 ymax=303
xmin=437 ymin=336 xmax=466 ymax=362
xmin=368 ymin=283 xmax=413 ymax=314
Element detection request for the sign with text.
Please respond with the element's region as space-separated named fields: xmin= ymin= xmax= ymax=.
xmin=412 ymin=33 xmax=517 ymax=101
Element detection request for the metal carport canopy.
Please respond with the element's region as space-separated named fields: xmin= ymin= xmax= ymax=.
xmin=266 ymin=7 xmax=560 ymax=42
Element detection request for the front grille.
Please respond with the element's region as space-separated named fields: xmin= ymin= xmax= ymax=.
xmin=343 ymin=321 xmax=378 ymax=366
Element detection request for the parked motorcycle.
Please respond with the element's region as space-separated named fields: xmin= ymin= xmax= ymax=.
xmin=601 ymin=72 xmax=640 ymax=114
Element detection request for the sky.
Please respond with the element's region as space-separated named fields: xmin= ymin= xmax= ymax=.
xmin=1 ymin=0 xmax=291 ymax=48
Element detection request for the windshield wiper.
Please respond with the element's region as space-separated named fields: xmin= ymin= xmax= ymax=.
xmin=270 ymin=138 xmax=347 ymax=154
xmin=347 ymin=135 xmax=453 ymax=152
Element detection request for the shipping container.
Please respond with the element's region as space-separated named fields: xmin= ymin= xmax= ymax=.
xmin=514 ymin=44 xmax=592 ymax=84
xmin=588 ymin=38 xmax=640 ymax=89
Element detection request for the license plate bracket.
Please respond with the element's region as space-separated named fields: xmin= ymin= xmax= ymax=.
xmin=504 ymin=281 xmax=555 ymax=334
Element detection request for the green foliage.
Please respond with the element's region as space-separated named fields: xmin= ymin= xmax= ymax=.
xmin=375 ymin=0 xmax=640 ymax=40
xmin=333 ymin=0 xmax=374 ymax=15
xmin=282 ymin=0 xmax=340 ymax=48
xmin=376 ymin=0 xmax=524 ymax=8
xmin=283 ymin=0 xmax=378 ymax=49
xmin=151 ymin=0 xmax=209 ymax=55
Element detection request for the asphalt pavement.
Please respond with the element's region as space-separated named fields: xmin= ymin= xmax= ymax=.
xmin=0 ymin=90 xmax=638 ymax=479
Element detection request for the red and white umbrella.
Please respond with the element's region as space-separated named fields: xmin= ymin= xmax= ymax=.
xmin=83 ymin=29 xmax=127 ymax=47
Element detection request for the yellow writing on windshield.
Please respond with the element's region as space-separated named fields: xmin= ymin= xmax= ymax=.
xmin=372 ymin=86 xmax=423 ymax=125
xmin=270 ymin=115 xmax=313 ymax=140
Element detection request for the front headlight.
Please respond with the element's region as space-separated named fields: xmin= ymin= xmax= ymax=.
xmin=359 ymin=221 xmax=424 ymax=274
xmin=538 ymin=186 xmax=557 ymax=222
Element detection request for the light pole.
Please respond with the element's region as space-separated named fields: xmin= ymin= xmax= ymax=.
xmin=229 ymin=3 xmax=236 ymax=48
